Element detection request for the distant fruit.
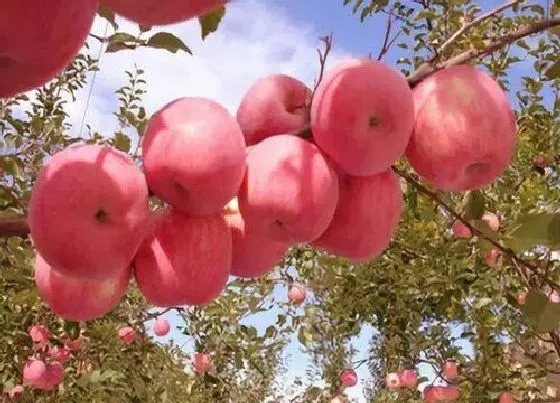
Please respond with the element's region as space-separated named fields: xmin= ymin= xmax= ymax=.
xmin=399 ymin=369 xmax=418 ymax=389
xmin=153 ymin=318 xmax=171 ymax=336
xmin=193 ymin=352 xmax=212 ymax=374
xmin=482 ymin=211 xmax=500 ymax=231
xmin=452 ymin=220 xmax=472 ymax=239
xmin=443 ymin=360 xmax=458 ymax=380
xmin=340 ymin=369 xmax=358 ymax=388
xmin=23 ymin=359 xmax=46 ymax=384
xmin=385 ymin=372 xmax=400 ymax=391
xmin=288 ymin=284 xmax=306 ymax=305
xmin=118 ymin=327 xmax=136 ymax=344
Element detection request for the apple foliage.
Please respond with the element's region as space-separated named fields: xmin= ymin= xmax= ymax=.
xmin=2 ymin=1 xmax=560 ymax=402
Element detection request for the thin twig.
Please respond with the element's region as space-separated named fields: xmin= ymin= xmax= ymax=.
xmin=377 ymin=13 xmax=394 ymax=61
xmin=408 ymin=16 xmax=560 ymax=87
xmin=437 ymin=0 xmax=522 ymax=58
xmin=310 ymin=34 xmax=333 ymax=104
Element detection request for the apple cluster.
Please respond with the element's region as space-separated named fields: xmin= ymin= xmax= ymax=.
xmin=26 ymin=56 xmax=517 ymax=323
xmin=16 ymin=325 xmax=86 ymax=396
xmin=0 ymin=0 xmax=226 ymax=98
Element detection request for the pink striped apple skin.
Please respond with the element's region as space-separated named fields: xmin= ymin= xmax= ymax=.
xmin=406 ymin=64 xmax=517 ymax=192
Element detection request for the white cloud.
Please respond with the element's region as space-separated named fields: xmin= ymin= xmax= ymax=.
xmin=66 ymin=0 xmax=353 ymax=142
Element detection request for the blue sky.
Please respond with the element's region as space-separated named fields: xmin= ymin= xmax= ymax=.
xmin=45 ymin=0 xmax=551 ymax=401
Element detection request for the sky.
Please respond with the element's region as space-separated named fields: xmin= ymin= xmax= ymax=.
xmin=20 ymin=0 xmax=552 ymax=401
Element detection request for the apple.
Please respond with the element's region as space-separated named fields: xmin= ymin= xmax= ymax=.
xmin=48 ymin=346 xmax=71 ymax=364
xmin=238 ymin=134 xmax=339 ymax=243
xmin=28 ymin=325 xmax=51 ymax=349
xmin=288 ymin=284 xmax=306 ymax=305
xmin=133 ymin=208 xmax=232 ymax=307
xmin=385 ymin=372 xmax=400 ymax=391
xmin=340 ymin=369 xmax=358 ymax=388
xmin=0 ymin=0 xmax=98 ymax=98
xmin=424 ymin=386 xmax=461 ymax=401
xmin=399 ymin=369 xmax=418 ymax=389
xmin=406 ymin=64 xmax=517 ymax=191
xmin=311 ymin=58 xmax=415 ymax=176
xmin=118 ymin=327 xmax=137 ymax=344
xmin=499 ymin=391 xmax=514 ymax=403
xmin=311 ymin=169 xmax=403 ymax=262
xmin=8 ymin=385 xmax=24 ymax=399
xmin=23 ymin=359 xmax=46 ymax=385
xmin=533 ymin=153 xmax=547 ymax=168
xmin=236 ymin=73 xmax=312 ymax=145
xmin=224 ymin=198 xmax=291 ymax=278
xmin=34 ymin=253 xmax=131 ymax=322
xmin=153 ymin=318 xmax=171 ymax=336
xmin=35 ymin=362 xmax=64 ymax=391
xmin=517 ymin=293 xmax=527 ymax=305
xmin=28 ymin=144 xmax=151 ymax=280
xmin=482 ymin=211 xmax=500 ymax=231
xmin=142 ymin=97 xmax=247 ymax=216
xmin=443 ymin=360 xmax=458 ymax=380
xmin=485 ymin=247 xmax=500 ymax=268
xmin=100 ymin=0 xmax=227 ymax=26
xmin=193 ymin=353 xmax=212 ymax=374
xmin=550 ymin=291 xmax=560 ymax=304
xmin=452 ymin=220 xmax=472 ymax=239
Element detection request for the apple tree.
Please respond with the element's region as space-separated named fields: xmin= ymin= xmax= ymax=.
xmin=2 ymin=1 xmax=560 ymax=403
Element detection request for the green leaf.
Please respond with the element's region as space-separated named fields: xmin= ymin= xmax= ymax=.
xmin=521 ymin=289 xmax=560 ymax=333
xmin=505 ymin=213 xmax=558 ymax=252
xmin=108 ymin=33 xmax=138 ymax=43
xmin=199 ymin=6 xmax=226 ymax=40
xmin=466 ymin=190 xmax=485 ymax=220
xmin=146 ymin=32 xmax=191 ymax=54
xmin=545 ymin=59 xmax=560 ymax=80
xmin=114 ymin=132 xmax=131 ymax=153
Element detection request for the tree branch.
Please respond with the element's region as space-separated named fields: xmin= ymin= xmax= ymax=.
xmin=391 ymin=166 xmax=560 ymax=291
xmin=408 ymin=16 xmax=560 ymax=87
xmin=437 ymin=0 xmax=522 ymax=58
xmin=0 ymin=216 xmax=29 ymax=238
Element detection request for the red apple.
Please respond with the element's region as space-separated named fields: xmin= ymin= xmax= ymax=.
xmin=236 ymin=73 xmax=312 ymax=145
xmin=8 ymin=385 xmax=24 ymax=399
xmin=153 ymin=318 xmax=171 ymax=336
xmin=288 ymin=284 xmax=306 ymax=305
xmin=399 ymin=369 xmax=418 ymax=389
xmin=499 ymin=391 xmax=514 ymax=403
xmin=311 ymin=58 xmax=415 ymax=176
xmin=142 ymin=97 xmax=247 ymax=216
xmin=28 ymin=325 xmax=51 ymax=349
xmin=238 ymin=134 xmax=339 ymax=243
xmin=100 ymin=0 xmax=227 ymax=26
xmin=485 ymin=247 xmax=500 ymax=268
xmin=311 ymin=170 xmax=403 ymax=262
xmin=340 ymin=369 xmax=358 ymax=388
xmin=224 ymin=198 xmax=291 ymax=278
xmin=550 ymin=291 xmax=560 ymax=304
xmin=385 ymin=372 xmax=400 ymax=391
xmin=118 ymin=326 xmax=136 ymax=344
xmin=23 ymin=359 xmax=46 ymax=385
xmin=482 ymin=211 xmax=500 ymax=231
xmin=406 ymin=64 xmax=517 ymax=191
xmin=133 ymin=208 xmax=232 ymax=307
xmin=48 ymin=346 xmax=71 ymax=364
xmin=34 ymin=253 xmax=131 ymax=322
xmin=443 ymin=361 xmax=458 ymax=380
xmin=193 ymin=352 xmax=212 ymax=374
xmin=517 ymin=293 xmax=527 ymax=305
xmin=28 ymin=144 xmax=151 ymax=280
xmin=0 ymin=0 xmax=98 ymax=98
xmin=424 ymin=386 xmax=461 ymax=401
xmin=34 ymin=362 xmax=64 ymax=391
xmin=452 ymin=220 xmax=472 ymax=239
